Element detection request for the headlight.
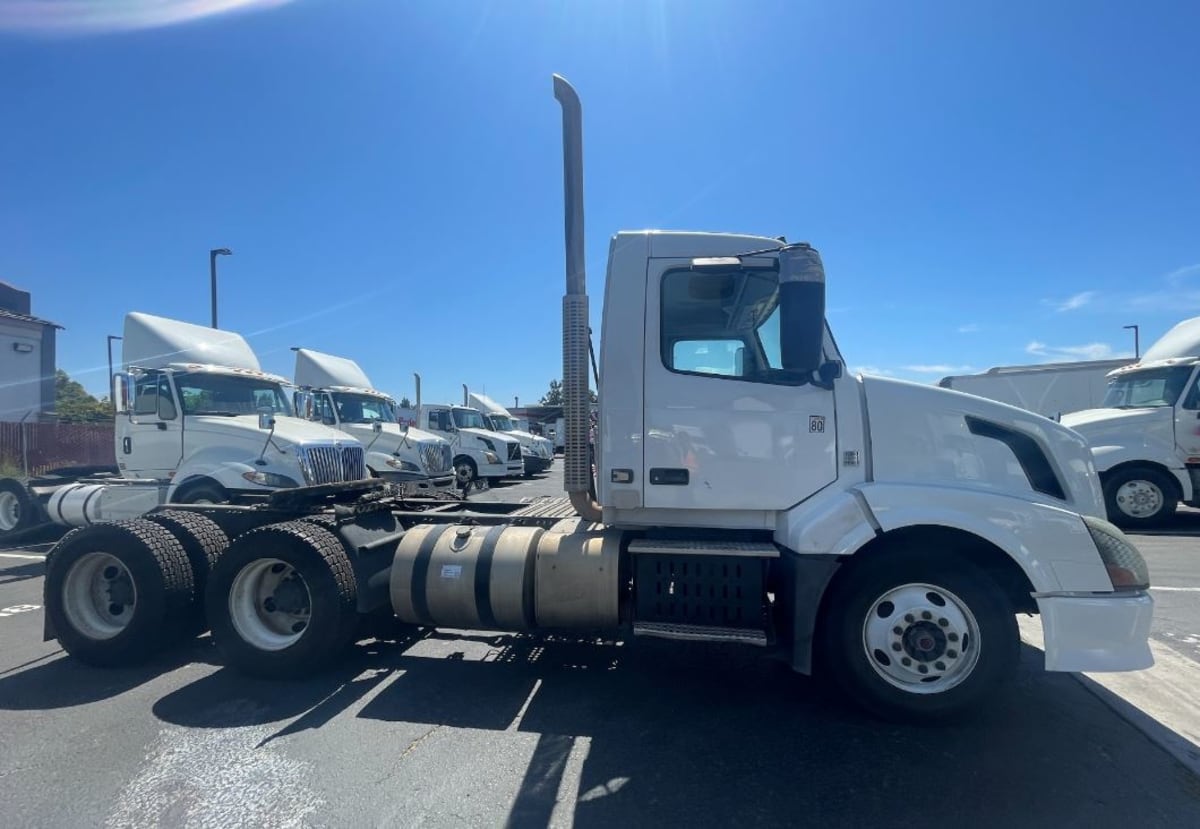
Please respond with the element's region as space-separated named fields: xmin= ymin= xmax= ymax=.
xmin=242 ymin=470 xmax=300 ymax=488
xmin=479 ymin=437 xmax=496 ymax=452
xmin=484 ymin=451 xmax=500 ymax=464
xmin=1082 ymin=516 xmax=1150 ymax=591
xmin=386 ymin=458 xmax=422 ymax=472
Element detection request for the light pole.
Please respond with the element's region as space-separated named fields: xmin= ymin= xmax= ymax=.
xmin=1124 ymin=324 xmax=1140 ymax=359
xmin=210 ymin=247 xmax=232 ymax=328
xmin=106 ymin=335 xmax=123 ymax=412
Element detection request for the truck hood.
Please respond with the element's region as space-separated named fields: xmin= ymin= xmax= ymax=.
xmin=336 ymin=421 xmax=448 ymax=451
xmin=863 ymin=376 xmax=1105 ymax=516
xmin=460 ymin=427 xmax=520 ymax=448
xmin=186 ymin=414 xmax=359 ymax=447
xmin=1060 ymin=407 xmax=1173 ymax=442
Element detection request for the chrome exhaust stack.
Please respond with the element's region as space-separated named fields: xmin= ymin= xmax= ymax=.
xmin=553 ymin=74 xmax=602 ymax=522
xmin=414 ymin=373 xmax=422 ymax=414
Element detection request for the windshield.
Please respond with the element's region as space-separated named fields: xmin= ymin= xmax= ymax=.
xmin=452 ymin=408 xmax=487 ymax=429
xmin=175 ymin=372 xmax=293 ymax=416
xmin=488 ymin=415 xmax=516 ymax=431
xmin=331 ymin=392 xmax=397 ymax=424
xmin=1102 ymin=366 xmax=1194 ymax=408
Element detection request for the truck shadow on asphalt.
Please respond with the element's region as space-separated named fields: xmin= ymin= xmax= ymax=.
xmin=148 ymin=633 xmax=1200 ymax=828
xmin=1136 ymin=510 xmax=1200 ymax=537
xmin=0 ymin=637 xmax=221 ymax=710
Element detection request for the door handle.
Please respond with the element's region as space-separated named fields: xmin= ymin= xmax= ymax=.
xmin=156 ymin=422 xmax=168 ymax=431
xmin=122 ymin=437 xmax=132 ymax=454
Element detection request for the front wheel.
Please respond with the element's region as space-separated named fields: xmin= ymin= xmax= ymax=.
xmin=818 ymin=550 xmax=1018 ymax=723
xmin=453 ymin=457 xmax=478 ymax=488
xmin=1103 ymin=466 xmax=1178 ymax=528
xmin=206 ymin=521 xmax=358 ymax=678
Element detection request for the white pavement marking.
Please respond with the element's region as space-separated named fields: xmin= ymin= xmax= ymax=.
xmin=106 ymin=702 xmax=324 ymax=829
xmin=1151 ymin=586 xmax=1200 ymax=592
xmin=549 ymin=735 xmax=592 ymax=828
xmin=1018 ymin=615 xmax=1200 ymax=775
xmin=0 ymin=552 xmax=46 ymax=561
xmin=0 ymin=604 xmax=41 ymax=618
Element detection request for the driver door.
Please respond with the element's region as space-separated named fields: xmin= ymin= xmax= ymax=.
xmin=1175 ymin=368 xmax=1200 ymax=462
xmin=123 ymin=372 xmax=183 ymax=479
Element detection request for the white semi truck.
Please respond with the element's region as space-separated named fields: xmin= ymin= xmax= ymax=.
xmin=939 ymin=358 xmax=1133 ymax=418
xmin=412 ymin=380 xmax=524 ymax=486
xmin=0 ymin=313 xmax=366 ymax=544
xmin=1063 ymin=316 xmax=1200 ymax=527
xmin=38 ymin=76 xmax=1152 ymax=724
xmin=467 ymin=390 xmax=554 ymax=476
xmin=291 ymin=348 xmax=455 ymax=493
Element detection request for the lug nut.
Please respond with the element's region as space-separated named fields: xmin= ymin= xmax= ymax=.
xmin=947 ymin=649 xmax=958 ymax=659
xmin=904 ymin=614 xmax=915 ymax=623
xmin=891 ymin=643 xmax=902 ymax=652
xmin=935 ymin=661 xmax=946 ymax=671
xmin=901 ymin=657 xmax=912 ymax=667
xmin=938 ymin=618 xmax=949 ymax=627
xmin=921 ymin=611 xmax=933 ymax=620
xmin=917 ymin=664 xmax=929 ymax=674
xmin=948 ymin=633 xmax=959 ymax=642
xmin=893 ymin=626 xmax=904 ymax=635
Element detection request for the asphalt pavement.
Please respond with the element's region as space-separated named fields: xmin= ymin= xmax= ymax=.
xmin=1 ymin=468 xmax=1198 ymax=828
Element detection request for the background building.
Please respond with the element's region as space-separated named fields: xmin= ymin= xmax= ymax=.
xmin=0 ymin=282 xmax=60 ymax=422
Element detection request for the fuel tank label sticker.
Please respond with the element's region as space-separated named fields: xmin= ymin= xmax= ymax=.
xmin=441 ymin=564 xmax=463 ymax=579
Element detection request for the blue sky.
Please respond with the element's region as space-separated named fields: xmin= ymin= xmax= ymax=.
xmin=2 ymin=0 xmax=1199 ymax=406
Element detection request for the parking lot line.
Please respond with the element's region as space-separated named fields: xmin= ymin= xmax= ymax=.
xmin=0 ymin=553 xmax=47 ymax=561
xmin=1151 ymin=586 xmax=1200 ymax=592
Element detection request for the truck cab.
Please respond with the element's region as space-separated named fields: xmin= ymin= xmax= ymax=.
xmin=419 ymin=404 xmax=523 ymax=485
xmin=291 ymin=349 xmax=455 ymax=493
xmin=1062 ymin=317 xmax=1200 ymax=526
xmin=116 ymin=313 xmax=366 ymax=505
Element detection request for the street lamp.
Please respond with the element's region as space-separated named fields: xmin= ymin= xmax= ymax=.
xmin=1124 ymin=324 xmax=1140 ymax=359
xmin=210 ymin=247 xmax=233 ymax=328
xmin=106 ymin=335 xmax=123 ymax=412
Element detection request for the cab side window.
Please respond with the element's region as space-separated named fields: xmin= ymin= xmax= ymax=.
xmin=1182 ymin=376 xmax=1200 ymax=410
xmin=132 ymin=373 xmax=174 ymax=419
xmin=661 ymin=268 xmax=799 ymax=384
xmin=316 ymin=395 xmax=338 ymax=425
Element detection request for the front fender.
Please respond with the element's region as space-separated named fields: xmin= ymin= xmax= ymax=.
xmin=856 ymin=482 xmax=1112 ymax=593
xmin=169 ymin=445 xmax=303 ymax=499
xmin=1090 ymin=444 xmax=1191 ymax=500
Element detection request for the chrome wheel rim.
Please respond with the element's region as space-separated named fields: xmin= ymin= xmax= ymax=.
xmin=0 ymin=491 xmax=20 ymax=531
xmin=454 ymin=462 xmax=474 ymax=485
xmin=1115 ymin=479 xmax=1163 ymax=519
xmin=862 ymin=582 xmax=981 ymax=694
xmin=62 ymin=552 xmax=137 ymax=640
xmin=228 ymin=558 xmax=312 ymax=651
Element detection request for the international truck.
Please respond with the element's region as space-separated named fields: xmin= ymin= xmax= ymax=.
xmin=1062 ymin=316 xmax=1200 ymax=527
xmin=290 ymin=348 xmax=455 ymax=493
xmin=939 ymin=358 xmax=1134 ymax=418
xmin=38 ymin=76 xmax=1152 ymax=724
xmin=0 ymin=313 xmax=367 ymax=544
xmin=405 ymin=375 xmax=524 ymax=486
xmin=467 ymin=389 xmax=554 ymax=476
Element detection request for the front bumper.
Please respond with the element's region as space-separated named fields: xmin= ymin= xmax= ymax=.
xmin=1037 ymin=592 xmax=1154 ymax=672
xmin=506 ymin=460 xmax=525 ymax=477
xmin=523 ymin=456 xmax=552 ymax=474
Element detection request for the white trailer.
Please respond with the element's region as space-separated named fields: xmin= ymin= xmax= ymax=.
xmin=0 ymin=313 xmax=366 ymax=543
xmin=938 ymin=359 xmax=1133 ymax=418
xmin=39 ymin=75 xmax=1152 ymax=725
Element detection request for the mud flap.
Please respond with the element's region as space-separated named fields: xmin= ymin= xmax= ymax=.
xmin=776 ymin=550 xmax=840 ymax=674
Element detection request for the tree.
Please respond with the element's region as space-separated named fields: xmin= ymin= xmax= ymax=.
xmin=55 ymin=370 xmax=112 ymax=423
xmin=398 ymin=396 xmax=413 ymax=409
xmin=540 ymin=379 xmax=597 ymax=406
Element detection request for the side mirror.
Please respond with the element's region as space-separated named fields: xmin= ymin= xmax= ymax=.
xmin=778 ymin=245 xmax=826 ymax=374
xmin=372 ymin=419 xmax=383 ymax=434
xmin=113 ymin=373 xmax=131 ymax=416
xmin=293 ymin=391 xmax=315 ymax=421
xmin=258 ymin=408 xmax=276 ymax=430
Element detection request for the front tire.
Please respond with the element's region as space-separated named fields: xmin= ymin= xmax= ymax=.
xmin=454 ymin=457 xmax=478 ymax=488
xmin=206 ymin=521 xmax=358 ymax=678
xmin=1103 ymin=466 xmax=1178 ymax=528
xmin=44 ymin=520 xmax=195 ymax=666
xmin=172 ymin=481 xmax=229 ymax=506
xmin=818 ymin=549 xmax=1018 ymax=723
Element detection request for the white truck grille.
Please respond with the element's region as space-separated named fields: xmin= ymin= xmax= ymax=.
xmin=421 ymin=443 xmax=453 ymax=475
xmin=297 ymin=445 xmax=366 ymax=484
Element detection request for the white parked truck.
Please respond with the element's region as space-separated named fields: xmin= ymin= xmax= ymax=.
xmin=291 ymin=348 xmax=455 ymax=493
xmin=939 ymin=358 xmax=1133 ymax=418
xmin=39 ymin=76 xmax=1152 ymax=724
xmin=413 ymin=382 xmax=524 ymax=486
xmin=0 ymin=313 xmax=366 ymax=543
xmin=467 ymin=390 xmax=554 ymax=476
xmin=1062 ymin=316 xmax=1200 ymax=527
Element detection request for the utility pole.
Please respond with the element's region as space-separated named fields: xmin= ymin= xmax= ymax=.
xmin=210 ymin=247 xmax=232 ymax=328
xmin=1123 ymin=324 xmax=1140 ymax=359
